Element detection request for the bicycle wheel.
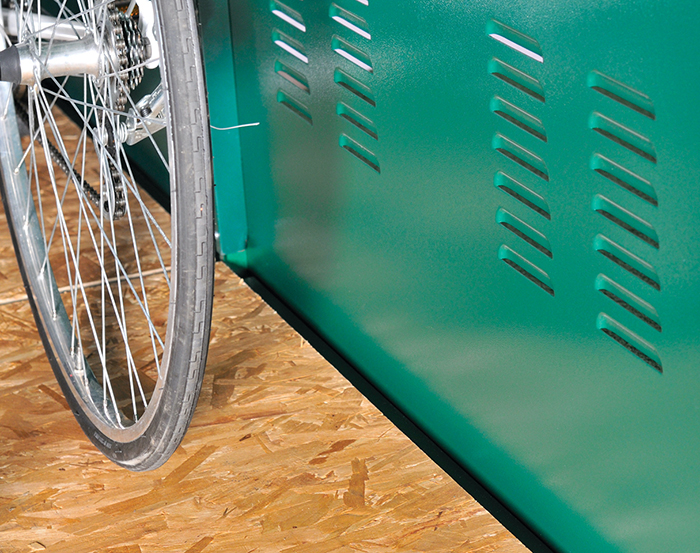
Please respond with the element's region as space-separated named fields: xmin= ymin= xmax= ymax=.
xmin=0 ymin=0 xmax=214 ymax=470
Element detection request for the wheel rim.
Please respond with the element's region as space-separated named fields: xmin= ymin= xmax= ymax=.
xmin=0 ymin=0 xmax=176 ymax=441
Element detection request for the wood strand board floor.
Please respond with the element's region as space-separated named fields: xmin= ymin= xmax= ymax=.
xmin=0 ymin=125 xmax=530 ymax=553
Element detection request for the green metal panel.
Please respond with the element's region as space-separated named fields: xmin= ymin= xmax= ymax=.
xmin=199 ymin=0 xmax=249 ymax=259
xmin=212 ymin=1 xmax=700 ymax=551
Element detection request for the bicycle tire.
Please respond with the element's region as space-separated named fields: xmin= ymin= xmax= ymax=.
xmin=0 ymin=0 xmax=214 ymax=471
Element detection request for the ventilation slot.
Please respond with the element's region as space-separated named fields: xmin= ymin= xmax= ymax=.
xmin=271 ymin=1 xmax=306 ymax=32
xmin=330 ymin=4 xmax=371 ymax=40
xmin=487 ymin=19 xmax=543 ymax=63
xmin=277 ymin=90 xmax=312 ymax=124
xmin=497 ymin=208 xmax=552 ymax=257
xmin=594 ymin=234 xmax=660 ymax=290
xmin=490 ymin=97 xmax=547 ymax=141
xmin=332 ymin=36 xmax=372 ymax=72
xmin=334 ymin=69 xmax=375 ymax=106
xmin=495 ymin=172 xmax=550 ymax=219
xmin=275 ymin=61 xmax=309 ymax=93
xmin=593 ymin=195 xmax=658 ymax=248
xmin=590 ymin=113 xmax=657 ymax=163
xmin=498 ymin=245 xmax=554 ymax=295
xmin=272 ymin=30 xmax=308 ymax=63
xmin=591 ymin=154 xmax=658 ymax=206
xmin=340 ymin=134 xmax=379 ymax=172
xmin=337 ymin=103 xmax=377 ymax=139
xmin=493 ymin=134 xmax=549 ymax=181
xmin=588 ymin=71 xmax=655 ymax=120
xmin=597 ymin=313 xmax=662 ymax=372
xmin=488 ymin=59 xmax=545 ymax=102
xmin=596 ymin=275 xmax=661 ymax=332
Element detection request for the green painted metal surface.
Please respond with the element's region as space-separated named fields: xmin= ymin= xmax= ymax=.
xmin=199 ymin=0 xmax=249 ymax=260
xmin=207 ymin=1 xmax=700 ymax=551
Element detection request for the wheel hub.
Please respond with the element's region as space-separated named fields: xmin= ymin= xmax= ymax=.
xmin=0 ymin=3 xmax=146 ymax=108
xmin=0 ymin=3 xmax=150 ymax=221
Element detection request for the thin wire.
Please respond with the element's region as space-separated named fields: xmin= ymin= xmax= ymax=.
xmin=210 ymin=122 xmax=260 ymax=131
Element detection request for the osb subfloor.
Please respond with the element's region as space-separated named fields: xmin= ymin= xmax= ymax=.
xmin=0 ymin=147 xmax=529 ymax=553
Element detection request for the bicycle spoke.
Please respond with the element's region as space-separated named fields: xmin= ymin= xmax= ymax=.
xmin=23 ymin=36 xmax=168 ymax=423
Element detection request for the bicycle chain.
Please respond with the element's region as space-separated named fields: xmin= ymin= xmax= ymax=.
xmin=104 ymin=118 xmax=127 ymax=219
xmin=108 ymin=5 xmax=146 ymax=112
xmin=14 ymin=100 xmax=103 ymax=211
xmin=102 ymin=4 xmax=146 ymax=219
xmin=108 ymin=8 xmax=128 ymax=103
xmin=121 ymin=14 xmax=146 ymax=93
